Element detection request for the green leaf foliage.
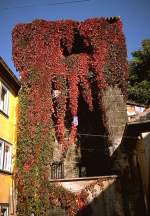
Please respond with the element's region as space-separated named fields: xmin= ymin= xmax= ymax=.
xmin=128 ymin=39 xmax=150 ymax=104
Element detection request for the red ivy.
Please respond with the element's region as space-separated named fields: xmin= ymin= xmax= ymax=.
xmin=12 ymin=17 xmax=128 ymax=215
xmin=12 ymin=17 xmax=128 ymax=160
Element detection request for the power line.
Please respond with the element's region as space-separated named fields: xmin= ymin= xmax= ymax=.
xmin=1 ymin=0 xmax=91 ymax=11
xmin=77 ymin=133 xmax=139 ymax=139
xmin=50 ymin=126 xmax=140 ymax=139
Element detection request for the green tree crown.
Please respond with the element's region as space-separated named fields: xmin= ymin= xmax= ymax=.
xmin=128 ymin=39 xmax=150 ymax=104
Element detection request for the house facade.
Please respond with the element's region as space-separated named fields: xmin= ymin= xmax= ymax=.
xmin=127 ymin=100 xmax=145 ymax=121
xmin=0 ymin=57 xmax=20 ymax=216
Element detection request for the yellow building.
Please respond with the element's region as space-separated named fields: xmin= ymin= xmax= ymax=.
xmin=0 ymin=57 xmax=20 ymax=216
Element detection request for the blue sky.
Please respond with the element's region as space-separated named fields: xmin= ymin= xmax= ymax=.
xmin=0 ymin=0 xmax=150 ymax=77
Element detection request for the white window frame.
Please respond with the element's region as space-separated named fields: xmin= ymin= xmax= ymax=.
xmin=0 ymin=204 xmax=9 ymax=216
xmin=0 ymin=83 xmax=9 ymax=115
xmin=0 ymin=140 xmax=4 ymax=170
xmin=0 ymin=140 xmax=12 ymax=172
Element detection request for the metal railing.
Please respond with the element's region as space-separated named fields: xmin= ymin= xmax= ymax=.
xmin=50 ymin=161 xmax=64 ymax=179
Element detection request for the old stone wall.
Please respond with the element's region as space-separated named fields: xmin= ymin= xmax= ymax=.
xmin=64 ymin=143 xmax=80 ymax=178
xmin=52 ymin=140 xmax=80 ymax=179
xmin=101 ymin=86 xmax=127 ymax=157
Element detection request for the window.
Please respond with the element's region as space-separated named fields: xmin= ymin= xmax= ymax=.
xmin=50 ymin=161 xmax=64 ymax=179
xmin=0 ymin=204 xmax=9 ymax=216
xmin=0 ymin=140 xmax=12 ymax=172
xmin=0 ymin=84 xmax=9 ymax=115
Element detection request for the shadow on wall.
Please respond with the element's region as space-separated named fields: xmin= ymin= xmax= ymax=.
xmin=50 ymin=174 xmax=147 ymax=216
xmin=49 ymin=124 xmax=149 ymax=216
xmin=75 ymin=177 xmax=124 ymax=216
xmin=49 ymin=119 xmax=150 ymax=216
xmin=76 ymin=127 xmax=148 ymax=216
xmin=49 ymin=129 xmax=148 ymax=216
xmin=75 ymin=160 xmax=147 ymax=216
xmin=143 ymin=133 xmax=150 ymax=212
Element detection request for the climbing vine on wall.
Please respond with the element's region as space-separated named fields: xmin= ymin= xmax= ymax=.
xmin=12 ymin=17 xmax=127 ymax=215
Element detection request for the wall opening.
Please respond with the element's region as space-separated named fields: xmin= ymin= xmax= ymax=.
xmin=60 ymin=29 xmax=93 ymax=56
xmin=78 ymin=84 xmax=111 ymax=177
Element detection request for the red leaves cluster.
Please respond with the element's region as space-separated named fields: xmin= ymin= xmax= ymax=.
xmin=48 ymin=178 xmax=105 ymax=216
xmin=23 ymin=158 xmax=34 ymax=172
xmin=12 ymin=17 xmax=128 ymax=215
xmin=48 ymin=184 xmax=88 ymax=216
xmin=12 ymin=17 xmax=127 ymax=154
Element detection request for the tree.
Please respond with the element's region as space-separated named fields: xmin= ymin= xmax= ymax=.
xmin=128 ymin=39 xmax=150 ymax=104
